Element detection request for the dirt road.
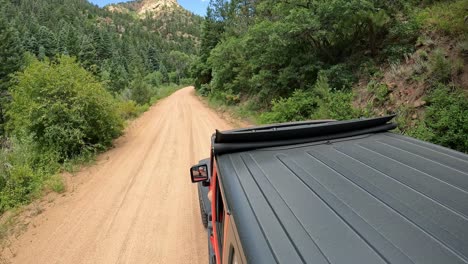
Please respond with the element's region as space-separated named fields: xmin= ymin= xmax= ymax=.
xmin=2 ymin=87 xmax=234 ymax=264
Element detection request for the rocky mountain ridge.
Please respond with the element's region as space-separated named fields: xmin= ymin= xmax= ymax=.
xmin=107 ymin=0 xmax=185 ymax=17
xmin=138 ymin=0 xmax=180 ymax=15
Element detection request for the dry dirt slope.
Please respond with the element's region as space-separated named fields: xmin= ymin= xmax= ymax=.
xmin=1 ymin=87 xmax=233 ymax=264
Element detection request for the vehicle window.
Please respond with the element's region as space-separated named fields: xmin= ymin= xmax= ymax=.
xmin=230 ymin=248 xmax=238 ymax=264
xmin=216 ymin=180 xmax=225 ymax=256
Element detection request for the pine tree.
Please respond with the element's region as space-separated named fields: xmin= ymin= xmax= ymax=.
xmin=193 ymin=2 xmax=226 ymax=89
xmin=22 ymin=31 xmax=38 ymax=55
xmin=37 ymin=26 xmax=57 ymax=57
xmin=78 ymin=35 xmax=97 ymax=71
xmin=0 ymin=12 xmax=23 ymax=136
xmin=57 ymin=25 xmax=70 ymax=55
xmin=146 ymin=46 xmax=160 ymax=72
xmin=66 ymin=25 xmax=80 ymax=57
xmin=99 ymin=31 xmax=113 ymax=60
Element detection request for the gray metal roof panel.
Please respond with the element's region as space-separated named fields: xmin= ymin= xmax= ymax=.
xmin=216 ymin=132 xmax=468 ymax=264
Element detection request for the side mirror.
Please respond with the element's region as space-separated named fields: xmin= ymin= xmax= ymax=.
xmin=191 ymin=164 xmax=209 ymax=183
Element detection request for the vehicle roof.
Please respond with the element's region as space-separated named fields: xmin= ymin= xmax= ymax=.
xmin=216 ymin=132 xmax=468 ymax=264
xmin=213 ymin=116 xmax=396 ymax=155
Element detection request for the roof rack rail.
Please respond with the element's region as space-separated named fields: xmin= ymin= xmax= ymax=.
xmin=213 ymin=115 xmax=397 ymax=155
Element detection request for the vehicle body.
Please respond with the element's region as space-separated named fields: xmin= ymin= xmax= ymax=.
xmin=190 ymin=116 xmax=468 ymax=264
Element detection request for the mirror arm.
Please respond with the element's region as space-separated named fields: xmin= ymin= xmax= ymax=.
xmin=202 ymin=180 xmax=210 ymax=187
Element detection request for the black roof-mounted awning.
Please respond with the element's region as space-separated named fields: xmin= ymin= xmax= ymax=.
xmin=213 ymin=115 xmax=397 ymax=155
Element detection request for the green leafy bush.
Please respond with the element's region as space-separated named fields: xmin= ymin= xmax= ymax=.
xmin=260 ymin=76 xmax=360 ymax=124
xmin=168 ymin=72 xmax=178 ymax=84
xmin=198 ymin=83 xmax=211 ymax=97
xmin=130 ymin=78 xmax=152 ymax=105
xmin=260 ymin=90 xmax=316 ymax=124
xmin=428 ymin=49 xmax=452 ymax=83
xmin=8 ymin=56 xmax=124 ymax=159
xmin=358 ymin=59 xmax=382 ymax=79
xmin=367 ymin=80 xmax=390 ymax=104
xmin=320 ymin=64 xmax=357 ymax=91
xmin=150 ymin=84 xmax=182 ymax=103
xmin=0 ymin=136 xmax=60 ymax=213
xmin=209 ymin=90 xmax=241 ymax=106
xmin=458 ymin=39 xmax=468 ymax=57
xmin=144 ymin=71 xmax=164 ymax=87
xmin=118 ymin=100 xmax=147 ymax=120
xmin=383 ymin=45 xmax=415 ymax=64
xmin=179 ymin=78 xmax=194 ymax=86
xmin=383 ymin=18 xmax=420 ymax=63
xmin=407 ymin=84 xmax=468 ymax=153
xmin=311 ymin=76 xmax=361 ymax=120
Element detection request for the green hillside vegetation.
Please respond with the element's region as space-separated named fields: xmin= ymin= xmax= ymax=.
xmin=193 ymin=0 xmax=467 ymax=153
xmin=0 ymin=0 xmax=202 ymax=214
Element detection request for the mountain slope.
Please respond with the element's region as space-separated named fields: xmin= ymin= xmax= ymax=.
xmin=108 ymin=0 xmax=203 ymax=50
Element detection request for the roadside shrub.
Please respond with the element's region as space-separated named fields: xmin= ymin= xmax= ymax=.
xmin=168 ymin=72 xmax=178 ymax=84
xmin=260 ymin=90 xmax=316 ymax=124
xmin=179 ymin=78 xmax=193 ymax=86
xmin=320 ymin=64 xmax=357 ymax=91
xmin=130 ymin=78 xmax=153 ymax=105
xmin=118 ymin=100 xmax=146 ymax=120
xmin=311 ymin=76 xmax=360 ymax=120
xmin=412 ymin=50 xmax=430 ymax=75
xmin=407 ymin=84 xmax=468 ymax=153
xmin=198 ymin=83 xmax=211 ymax=96
xmin=144 ymin=71 xmax=164 ymax=87
xmin=383 ymin=45 xmax=415 ymax=64
xmin=428 ymin=49 xmax=452 ymax=83
xmin=358 ymin=59 xmax=381 ymax=79
xmin=367 ymin=80 xmax=390 ymax=104
xmin=44 ymin=174 xmax=65 ymax=194
xmin=8 ymin=56 xmax=124 ymax=159
xmin=260 ymin=76 xmax=360 ymax=124
xmin=383 ymin=18 xmax=419 ymax=63
xmin=458 ymin=39 xmax=468 ymax=57
xmin=150 ymin=84 xmax=181 ymax=103
xmin=209 ymin=90 xmax=240 ymax=106
xmin=0 ymin=136 xmax=60 ymax=213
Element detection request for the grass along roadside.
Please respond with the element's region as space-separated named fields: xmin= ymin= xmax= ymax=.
xmin=198 ymin=90 xmax=259 ymax=125
xmin=197 ymin=92 xmax=256 ymax=128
